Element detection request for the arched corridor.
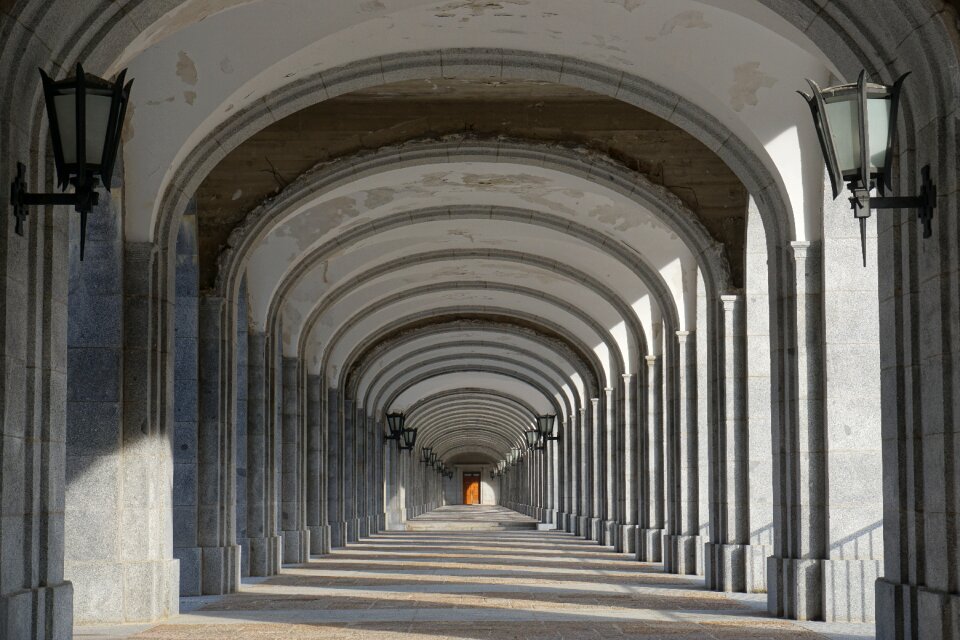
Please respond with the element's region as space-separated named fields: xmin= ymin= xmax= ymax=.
xmin=1 ymin=2 xmax=958 ymax=639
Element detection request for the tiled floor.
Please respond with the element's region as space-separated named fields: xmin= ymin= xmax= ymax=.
xmin=76 ymin=507 xmax=875 ymax=639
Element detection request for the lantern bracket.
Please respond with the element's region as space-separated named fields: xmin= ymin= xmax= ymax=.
xmin=847 ymin=164 xmax=936 ymax=266
xmin=10 ymin=162 xmax=100 ymax=258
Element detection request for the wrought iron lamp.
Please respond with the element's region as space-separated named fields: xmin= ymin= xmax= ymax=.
xmin=800 ymin=71 xmax=936 ymax=265
xmin=524 ymin=428 xmax=540 ymax=450
xmin=398 ymin=426 xmax=417 ymax=451
xmin=533 ymin=414 xmax=558 ymax=450
xmin=421 ymin=446 xmax=433 ymax=465
xmin=9 ymin=65 xmax=133 ymax=260
xmin=384 ymin=412 xmax=405 ymax=441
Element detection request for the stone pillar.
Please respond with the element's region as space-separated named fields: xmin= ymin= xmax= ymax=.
xmin=327 ymin=388 xmax=346 ymax=546
xmin=603 ymin=387 xmax=619 ymax=548
xmin=235 ymin=288 xmax=248 ymax=576
xmin=245 ymin=332 xmax=281 ymax=576
xmin=767 ymin=242 xmax=827 ymax=620
xmin=589 ymin=397 xmax=603 ymax=541
xmin=306 ymin=374 xmax=328 ymax=555
xmin=64 ymin=194 xmax=175 ymax=623
xmin=705 ymin=295 xmax=750 ymax=591
xmin=621 ymin=374 xmax=638 ymax=554
xmin=280 ymin=358 xmax=309 ymax=563
xmin=577 ymin=407 xmax=590 ymax=536
xmin=665 ymin=331 xmax=701 ymax=575
xmin=196 ymin=295 xmax=240 ymax=593
xmin=638 ymin=355 xmax=664 ymax=561
xmin=566 ymin=412 xmax=579 ymax=533
xmin=343 ymin=399 xmax=357 ymax=542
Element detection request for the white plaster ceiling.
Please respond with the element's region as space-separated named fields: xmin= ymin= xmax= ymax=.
xmin=118 ymin=0 xmax=831 ymax=244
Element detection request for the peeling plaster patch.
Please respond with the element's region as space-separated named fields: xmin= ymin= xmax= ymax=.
xmin=606 ymin=0 xmax=644 ymax=10
xmin=219 ymin=57 xmax=234 ymax=74
xmin=729 ymin=62 xmax=777 ymax=112
xmin=362 ymin=188 xmax=396 ymax=210
xmin=659 ymin=10 xmax=711 ymax=36
xmin=146 ymin=96 xmax=176 ymax=106
xmin=176 ymin=50 xmax=199 ymax=86
xmin=448 ymin=230 xmax=476 ymax=243
xmin=433 ymin=0 xmax=529 ymax=18
xmin=183 ymin=91 xmax=197 ymax=105
xmin=231 ymin=189 xmax=243 ymax=201
xmin=360 ymin=0 xmax=386 ymax=10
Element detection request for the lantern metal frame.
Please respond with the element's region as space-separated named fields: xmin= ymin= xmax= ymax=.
xmin=800 ymin=71 xmax=936 ymax=266
xmin=421 ymin=446 xmax=434 ymax=466
xmin=9 ymin=65 xmax=133 ymax=260
xmin=384 ymin=412 xmax=405 ymax=441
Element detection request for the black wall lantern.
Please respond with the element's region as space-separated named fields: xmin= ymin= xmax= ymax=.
xmin=398 ymin=426 xmax=418 ymax=451
xmin=800 ymin=71 xmax=936 ymax=265
xmin=9 ymin=65 xmax=133 ymax=260
xmin=384 ymin=412 xmax=405 ymax=441
xmin=421 ymin=446 xmax=433 ymax=465
xmin=535 ymin=414 xmax=558 ymax=447
xmin=524 ymin=428 xmax=540 ymax=450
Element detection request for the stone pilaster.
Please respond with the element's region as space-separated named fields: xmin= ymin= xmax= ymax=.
xmin=245 ymin=332 xmax=281 ymax=576
xmin=637 ymin=355 xmax=664 ymax=562
xmin=705 ymin=294 xmax=751 ymax=592
xmin=620 ymin=374 xmax=638 ymax=554
xmin=280 ymin=358 xmax=309 ymax=563
xmin=603 ymin=387 xmax=619 ymax=548
xmin=577 ymin=407 xmax=590 ymax=537
xmin=306 ymin=374 xmax=328 ymax=555
xmin=197 ymin=295 xmax=240 ymax=593
xmin=589 ymin=398 xmax=603 ymax=541
xmin=327 ymin=388 xmax=346 ymax=546
xmin=665 ymin=331 xmax=701 ymax=575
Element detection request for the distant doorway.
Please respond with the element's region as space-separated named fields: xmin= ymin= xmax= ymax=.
xmin=463 ymin=473 xmax=481 ymax=505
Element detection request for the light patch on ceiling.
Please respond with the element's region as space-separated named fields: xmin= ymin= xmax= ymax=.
xmin=730 ymin=62 xmax=777 ymax=112
xmin=184 ymin=91 xmax=197 ymax=105
xmin=219 ymin=57 xmax=234 ymax=74
xmin=231 ymin=189 xmax=243 ymax=200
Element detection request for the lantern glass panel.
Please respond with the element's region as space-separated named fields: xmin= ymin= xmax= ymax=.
xmin=867 ymin=95 xmax=891 ymax=171
xmin=402 ymin=428 xmax=417 ymax=448
xmin=536 ymin=415 xmax=555 ymax=438
xmin=824 ymin=93 xmax=860 ymax=176
xmin=54 ymin=88 xmax=113 ymax=168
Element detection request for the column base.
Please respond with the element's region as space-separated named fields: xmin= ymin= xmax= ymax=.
xmin=282 ymin=529 xmax=310 ymax=564
xmin=358 ymin=516 xmax=370 ymax=538
xmin=636 ymin=527 xmax=663 ymax=562
xmin=663 ymin=534 xmax=702 ymax=575
xmin=248 ymin=534 xmax=283 ymax=576
xmin=577 ymin=516 xmax=590 ymax=538
xmin=0 ymin=580 xmax=73 ymax=639
xmin=308 ymin=526 xmax=330 ymax=556
xmin=543 ymin=508 xmax=555 ymax=525
xmin=587 ymin=517 xmax=603 ymax=542
xmin=345 ymin=518 xmax=358 ymax=543
xmin=619 ymin=525 xmax=638 ymax=554
xmin=70 ymin=558 xmax=179 ymax=623
xmin=876 ymin=578 xmax=960 ymax=640
xmin=566 ymin=514 xmax=580 ymax=535
xmin=602 ymin=520 xmax=619 ymax=549
xmin=704 ymin=542 xmax=770 ymax=593
xmin=767 ymin=556 xmax=882 ymax=622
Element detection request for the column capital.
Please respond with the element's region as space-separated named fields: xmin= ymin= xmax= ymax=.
xmin=675 ymin=330 xmax=693 ymax=343
xmin=590 ymin=397 xmax=600 ymax=407
xmin=622 ymin=372 xmax=636 ymax=381
xmin=645 ymin=354 xmax=658 ymax=364
xmin=720 ymin=294 xmax=743 ymax=310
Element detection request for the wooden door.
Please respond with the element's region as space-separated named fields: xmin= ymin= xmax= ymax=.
xmin=463 ymin=473 xmax=481 ymax=505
